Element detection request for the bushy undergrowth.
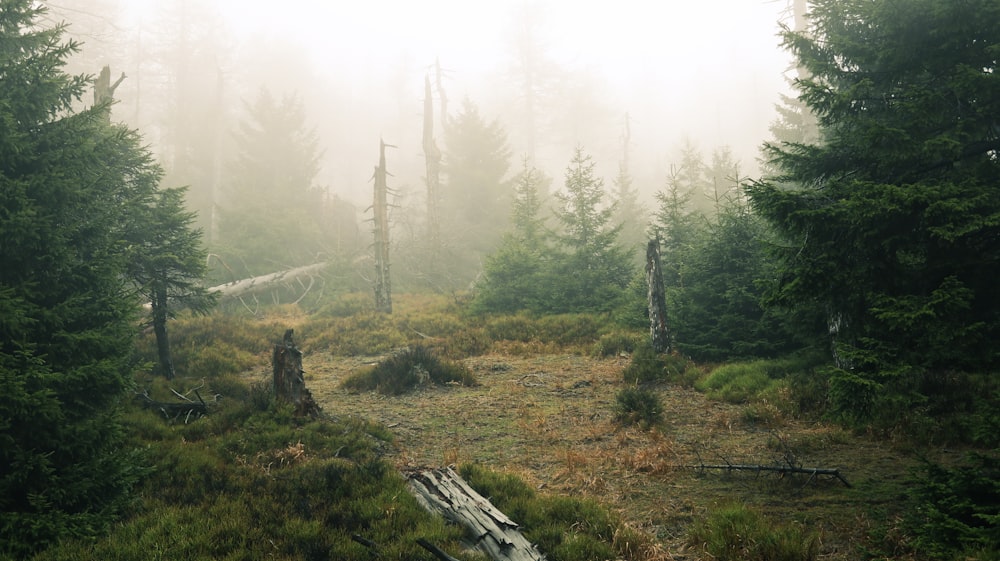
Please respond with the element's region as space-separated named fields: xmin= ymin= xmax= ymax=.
xmin=458 ymin=464 xmax=653 ymax=561
xmin=622 ymin=341 xmax=695 ymax=386
xmin=904 ymin=453 xmax=1000 ymax=560
xmin=614 ymin=387 xmax=664 ymax=429
xmin=340 ymin=345 xmax=477 ymax=395
xmin=32 ymin=393 xmax=466 ymax=561
xmin=688 ymin=502 xmax=819 ymax=561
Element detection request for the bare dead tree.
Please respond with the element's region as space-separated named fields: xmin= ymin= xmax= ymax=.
xmin=423 ymin=75 xmax=442 ymax=254
xmin=646 ymin=239 xmax=672 ymax=353
xmin=372 ymin=139 xmax=394 ymax=313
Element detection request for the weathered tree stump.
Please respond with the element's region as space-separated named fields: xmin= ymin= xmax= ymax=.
xmin=272 ymin=329 xmax=320 ymax=417
xmin=406 ymin=467 xmax=546 ymax=561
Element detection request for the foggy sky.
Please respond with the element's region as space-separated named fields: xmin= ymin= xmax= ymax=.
xmin=120 ymin=0 xmax=795 ymax=205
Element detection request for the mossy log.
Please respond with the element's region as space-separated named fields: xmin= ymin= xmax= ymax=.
xmin=406 ymin=467 xmax=546 ymax=561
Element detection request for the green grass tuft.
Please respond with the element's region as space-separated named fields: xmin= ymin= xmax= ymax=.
xmin=340 ymin=345 xmax=477 ymax=395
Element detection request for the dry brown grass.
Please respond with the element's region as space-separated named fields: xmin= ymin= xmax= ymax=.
xmin=298 ymin=351 xmax=920 ymax=561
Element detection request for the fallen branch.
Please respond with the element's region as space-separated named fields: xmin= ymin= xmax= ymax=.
xmin=134 ymin=389 xmax=209 ymax=423
xmin=691 ymin=463 xmax=852 ymax=488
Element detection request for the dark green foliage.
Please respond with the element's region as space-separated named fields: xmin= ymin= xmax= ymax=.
xmin=126 ymin=185 xmax=216 ymax=378
xmin=458 ymin=463 xmax=642 ymax=561
xmin=622 ymin=341 xmax=690 ymax=385
xmin=614 ymin=387 xmax=664 ymax=429
xmin=905 ymin=454 xmax=1000 ymax=560
xmin=0 ymin=2 xmax=156 ymax=553
xmin=34 ymin=395 xmax=464 ymax=561
xmin=689 ymin=503 xmax=819 ymax=561
xmin=474 ymin=149 xmax=633 ymax=315
xmin=747 ymin=0 xmax=1000 ymax=420
xmin=340 ymin=345 xmax=476 ymax=395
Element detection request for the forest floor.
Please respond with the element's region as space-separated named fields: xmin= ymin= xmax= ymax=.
xmin=301 ymin=351 xmax=923 ymax=561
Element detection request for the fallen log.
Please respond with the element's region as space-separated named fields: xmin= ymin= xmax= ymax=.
xmin=134 ymin=388 xmax=208 ymax=423
xmin=691 ymin=463 xmax=852 ymax=487
xmin=207 ymin=262 xmax=328 ymax=300
xmin=406 ymin=467 xmax=546 ymax=561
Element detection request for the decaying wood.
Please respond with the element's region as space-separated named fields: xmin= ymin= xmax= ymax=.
xmin=272 ymin=329 xmax=320 ymax=417
xmin=372 ymin=139 xmax=394 ymax=314
xmin=417 ymin=538 xmax=462 ymax=561
xmin=406 ymin=467 xmax=546 ymax=561
xmin=135 ymin=388 xmax=209 ymax=423
xmin=207 ymin=262 xmax=327 ymax=300
xmin=645 ymin=239 xmax=672 ymax=353
xmin=692 ymin=462 xmax=852 ymax=488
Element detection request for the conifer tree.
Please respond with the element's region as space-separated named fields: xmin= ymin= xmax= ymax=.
xmin=747 ymin=0 xmax=1000 ymax=415
xmin=550 ymin=148 xmax=633 ymax=312
xmin=0 ymin=1 xmax=161 ymax=553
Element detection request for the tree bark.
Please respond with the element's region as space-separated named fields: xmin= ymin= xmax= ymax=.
xmin=406 ymin=467 xmax=546 ymax=561
xmin=151 ymin=283 xmax=176 ymax=379
xmin=373 ymin=140 xmax=393 ymax=313
xmin=207 ymin=261 xmax=327 ymax=300
xmin=272 ymin=329 xmax=320 ymax=417
xmin=646 ymin=239 xmax=671 ymax=353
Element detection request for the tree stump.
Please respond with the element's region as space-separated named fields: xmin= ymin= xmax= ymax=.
xmin=272 ymin=329 xmax=320 ymax=416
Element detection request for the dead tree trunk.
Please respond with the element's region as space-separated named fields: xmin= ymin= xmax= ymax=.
xmin=272 ymin=329 xmax=320 ymax=417
xmin=406 ymin=467 xmax=546 ymax=561
xmin=151 ymin=282 xmax=175 ymax=379
xmin=373 ymin=139 xmax=393 ymax=314
xmin=423 ymin=75 xmax=442 ymax=254
xmin=93 ymin=65 xmax=125 ymax=122
xmin=646 ymin=239 xmax=671 ymax=353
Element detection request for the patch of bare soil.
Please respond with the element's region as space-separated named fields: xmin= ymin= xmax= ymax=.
xmin=304 ymin=352 xmax=915 ymax=561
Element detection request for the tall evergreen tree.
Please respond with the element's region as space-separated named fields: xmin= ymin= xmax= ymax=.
xmin=126 ymin=185 xmax=215 ymax=379
xmin=472 ymin=159 xmax=552 ymax=312
xmin=747 ymin=0 xmax=1000 ymax=417
xmin=550 ymin=148 xmax=633 ymax=312
xmin=215 ymin=88 xmax=327 ymax=278
xmin=440 ymin=98 xmax=513 ymax=286
xmin=0 ymin=2 xmax=154 ymax=553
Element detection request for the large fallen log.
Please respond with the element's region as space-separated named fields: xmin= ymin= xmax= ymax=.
xmin=207 ymin=262 xmax=328 ymax=300
xmin=406 ymin=467 xmax=546 ymax=561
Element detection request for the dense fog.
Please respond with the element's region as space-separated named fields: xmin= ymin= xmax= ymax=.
xmin=49 ymin=0 xmax=794 ymax=209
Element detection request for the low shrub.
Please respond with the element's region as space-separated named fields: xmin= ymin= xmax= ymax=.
xmin=340 ymin=345 xmax=477 ymax=395
xmin=592 ymin=329 xmax=643 ymax=358
xmin=689 ymin=502 xmax=819 ymax=561
xmin=622 ymin=342 xmax=693 ymax=386
xmin=614 ymin=387 xmax=664 ymax=429
xmin=697 ymin=360 xmax=783 ymax=404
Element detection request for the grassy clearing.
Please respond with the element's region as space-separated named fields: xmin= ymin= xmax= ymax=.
xmin=46 ymin=291 xmax=994 ymax=561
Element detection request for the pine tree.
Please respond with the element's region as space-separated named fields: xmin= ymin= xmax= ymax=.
xmin=0 ymin=2 xmax=154 ymax=553
xmin=747 ymin=0 xmax=1000 ymax=416
xmin=126 ymin=185 xmax=215 ymax=379
xmin=472 ymin=159 xmax=551 ymax=312
xmin=550 ymin=148 xmax=633 ymax=312
xmin=216 ymin=88 xmax=326 ymax=278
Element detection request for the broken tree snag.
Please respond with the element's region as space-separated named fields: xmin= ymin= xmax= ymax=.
xmin=646 ymin=239 xmax=671 ymax=353
xmin=692 ymin=463 xmax=852 ymax=488
xmin=272 ymin=329 xmax=320 ymax=417
xmin=406 ymin=467 xmax=546 ymax=561
xmin=372 ymin=139 xmax=393 ymax=314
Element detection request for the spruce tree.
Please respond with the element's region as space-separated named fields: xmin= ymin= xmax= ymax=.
xmin=747 ymin=0 xmax=1000 ymax=417
xmin=550 ymin=148 xmax=633 ymax=312
xmin=0 ymin=2 xmax=161 ymax=554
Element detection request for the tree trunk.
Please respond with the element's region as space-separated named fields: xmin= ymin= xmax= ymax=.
xmin=272 ymin=329 xmax=320 ymax=417
xmin=207 ymin=261 xmax=327 ymax=300
xmin=646 ymin=239 xmax=671 ymax=353
xmin=151 ymin=283 xmax=176 ymax=379
xmin=423 ymin=75 xmax=442 ymax=255
xmin=406 ymin=467 xmax=546 ymax=561
xmin=373 ymin=139 xmax=393 ymax=313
